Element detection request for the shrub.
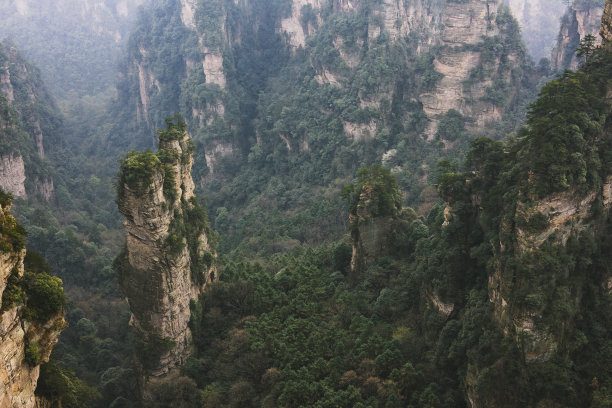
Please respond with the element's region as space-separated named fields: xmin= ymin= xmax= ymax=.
xmin=118 ymin=150 xmax=161 ymax=191
xmin=1 ymin=266 xmax=25 ymax=311
xmin=25 ymin=342 xmax=41 ymax=365
xmin=0 ymin=196 xmax=27 ymax=252
xmin=22 ymin=271 xmax=65 ymax=321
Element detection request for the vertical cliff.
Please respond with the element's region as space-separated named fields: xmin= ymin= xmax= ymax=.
xmin=345 ymin=166 xmax=414 ymax=280
xmin=112 ymin=0 xmax=535 ymax=254
xmin=121 ymin=0 xmax=530 ymax=150
xmin=116 ymin=116 xmax=217 ymax=376
xmin=0 ymin=41 xmax=60 ymax=202
xmin=506 ymin=0 xmax=567 ymax=61
xmin=436 ymin=37 xmax=612 ymax=405
xmin=551 ymin=1 xmax=605 ymax=71
xmin=420 ymin=1 xmax=525 ymax=137
xmin=602 ymin=0 xmax=612 ymax=42
xmin=0 ymin=193 xmax=66 ymax=408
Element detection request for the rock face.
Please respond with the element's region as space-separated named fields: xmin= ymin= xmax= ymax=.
xmin=420 ymin=1 xmax=522 ymax=137
xmin=0 ymin=154 xmax=27 ymax=198
xmin=602 ymin=0 xmax=612 ymax=42
xmin=0 ymin=197 xmax=66 ymax=408
xmin=349 ymin=184 xmax=396 ymax=276
xmin=0 ymin=43 xmax=53 ymax=159
xmin=125 ymin=0 xmax=529 ymax=153
xmin=117 ymin=119 xmax=216 ymax=376
xmin=506 ymin=0 xmax=567 ymax=61
xmin=487 ymin=176 xmax=612 ymax=366
xmin=551 ymin=2 xmax=605 ymax=71
xmin=0 ymin=42 xmax=58 ymax=201
xmin=346 ymin=167 xmax=407 ymax=279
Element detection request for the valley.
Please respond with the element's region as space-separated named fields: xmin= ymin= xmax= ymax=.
xmin=0 ymin=0 xmax=610 ymax=407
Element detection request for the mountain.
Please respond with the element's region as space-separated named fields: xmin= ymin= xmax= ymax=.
xmin=115 ymin=116 xmax=217 ymax=379
xmin=178 ymin=24 xmax=612 ymax=407
xmin=112 ymin=0 xmax=540 ymax=255
xmin=0 ymin=193 xmax=66 ymax=408
xmin=505 ymin=0 xmax=568 ymax=61
xmin=0 ymin=41 xmax=61 ymax=202
xmin=0 ymin=0 xmax=147 ymax=102
xmin=1 ymin=0 xmax=610 ymax=406
xmin=551 ymin=0 xmax=606 ymax=71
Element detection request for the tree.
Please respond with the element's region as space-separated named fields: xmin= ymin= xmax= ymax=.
xmin=576 ymin=34 xmax=597 ymax=64
xmin=342 ymin=165 xmax=402 ymax=218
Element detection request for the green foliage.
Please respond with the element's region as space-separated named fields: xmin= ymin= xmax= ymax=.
xmin=118 ymin=151 xmax=161 ymax=191
xmin=37 ymin=357 xmax=101 ymax=408
xmin=134 ymin=334 xmax=176 ymax=372
xmin=147 ymin=376 xmax=203 ymax=408
xmin=161 ymin=164 xmax=178 ymax=202
xmin=25 ymin=342 xmax=41 ymax=366
xmin=183 ymin=197 xmax=217 ymax=284
xmin=188 ymin=245 xmax=441 ymax=407
xmin=22 ymin=270 xmax=65 ymax=321
xmin=164 ymin=213 xmax=187 ymax=256
xmin=0 ymin=191 xmax=27 ymax=253
xmin=0 ymin=189 xmax=12 ymax=207
xmin=195 ymin=0 xmax=225 ymax=49
xmin=342 ymin=165 xmax=402 ymax=218
xmin=521 ymin=48 xmax=611 ymax=197
xmin=1 ymin=266 xmax=25 ymax=311
xmin=157 ymin=114 xmax=188 ymax=143
xmin=577 ymin=34 xmax=598 ymax=63
xmin=436 ymin=109 xmax=469 ymax=142
xmin=517 ymin=212 xmax=550 ymax=233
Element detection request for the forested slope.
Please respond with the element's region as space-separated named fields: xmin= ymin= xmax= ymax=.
xmin=1 ymin=0 xmax=610 ymax=406
xmin=167 ymin=41 xmax=612 ymax=408
xmin=112 ymin=0 xmax=543 ymax=255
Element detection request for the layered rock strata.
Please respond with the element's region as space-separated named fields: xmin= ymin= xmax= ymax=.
xmin=117 ymin=120 xmax=216 ymax=376
xmin=0 ymin=198 xmax=66 ymax=408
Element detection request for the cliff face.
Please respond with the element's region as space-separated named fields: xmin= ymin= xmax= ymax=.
xmin=274 ymin=0 xmax=524 ymax=139
xmin=349 ymin=184 xmax=396 ymax=276
xmin=506 ymin=0 xmax=567 ymax=61
xmin=551 ymin=2 xmax=605 ymax=71
xmin=0 ymin=42 xmax=60 ymax=201
xmin=0 ymin=197 xmax=66 ymax=408
xmin=488 ymin=178 xmax=612 ymax=364
xmin=602 ymin=0 xmax=612 ymax=42
xmin=346 ymin=166 xmax=414 ymax=280
xmin=420 ymin=1 xmax=523 ymax=137
xmin=125 ymin=0 xmax=529 ymax=154
xmin=0 ymin=154 xmax=27 ymax=198
xmin=115 ymin=0 xmax=534 ymax=253
xmin=117 ymin=118 xmax=216 ymax=376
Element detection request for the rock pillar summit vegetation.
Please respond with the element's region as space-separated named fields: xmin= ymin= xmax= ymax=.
xmin=116 ymin=116 xmax=217 ymax=376
xmin=343 ymin=165 xmax=422 ymax=279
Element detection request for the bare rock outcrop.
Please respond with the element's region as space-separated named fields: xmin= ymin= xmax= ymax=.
xmin=551 ymin=2 xmax=604 ymax=71
xmin=117 ymin=118 xmax=216 ymax=376
xmin=0 ymin=196 xmax=66 ymax=408
xmin=0 ymin=42 xmax=57 ymax=201
xmin=421 ymin=0 xmax=520 ymax=138
xmin=602 ymin=0 xmax=612 ymax=42
xmin=488 ymin=176 xmax=612 ymax=364
xmin=0 ymin=154 xmax=27 ymax=198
